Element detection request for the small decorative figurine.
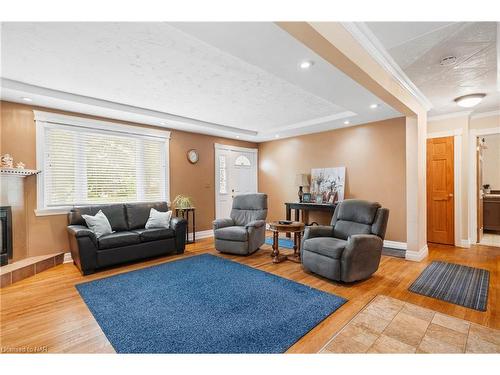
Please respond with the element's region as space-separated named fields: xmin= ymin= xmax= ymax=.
xmin=15 ymin=162 xmax=26 ymax=169
xmin=1 ymin=154 xmax=14 ymax=168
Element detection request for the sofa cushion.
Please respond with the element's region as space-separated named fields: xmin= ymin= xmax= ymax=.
xmin=214 ymin=226 xmax=248 ymax=242
xmin=303 ymin=237 xmax=347 ymax=259
xmin=98 ymin=231 xmax=141 ymax=250
xmin=336 ymin=199 xmax=380 ymax=225
xmin=125 ymin=202 xmax=169 ymax=230
xmin=69 ymin=204 xmax=128 ymax=232
xmin=333 ymin=221 xmax=372 ymax=241
xmin=133 ymin=228 xmax=175 ymax=242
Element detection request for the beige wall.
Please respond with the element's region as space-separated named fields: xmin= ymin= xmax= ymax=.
xmin=482 ymin=134 xmax=500 ymax=190
xmin=0 ymin=101 xmax=256 ymax=258
xmin=258 ymin=117 xmax=407 ymax=242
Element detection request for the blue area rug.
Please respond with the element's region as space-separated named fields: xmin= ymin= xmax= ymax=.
xmin=76 ymin=254 xmax=346 ymax=353
xmin=409 ymin=261 xmax=489 ymax=311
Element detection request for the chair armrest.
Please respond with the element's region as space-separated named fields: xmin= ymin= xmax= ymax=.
xmin=303 ymin=225 xmax=334 ymax=241
xmin=170 ymin=217 xmax=187 ymax=253
xmin=213 ymin=218 xmax=234 ymax=230
xmin=341 ymin=234 xmax=383 ymax=282
xmin=245 ymin=220 xmax=265 ymax=229
xmin=67 ymin=225 xmax=97 ymax=244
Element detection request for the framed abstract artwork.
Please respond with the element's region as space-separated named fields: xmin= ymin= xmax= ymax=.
xmin=310 ymin=167 xmax=346 ymax=204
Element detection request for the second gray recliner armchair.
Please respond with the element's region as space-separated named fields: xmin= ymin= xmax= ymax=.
xmin=213 ymin=193 xmax=268 ymax=255
xmin=301 ymin=199 xmax=389 ymax=282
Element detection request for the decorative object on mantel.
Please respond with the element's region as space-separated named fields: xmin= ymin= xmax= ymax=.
xmin=310 ymin=167 xmax=346 ymax=204
xmin=295 ymin=173 xmax=310 ymax=203
xmin=15 ymin=162 xmax=25 ymax=169
xmin=186 ymin=149 xmax=199 ymax=164
xmin=0 ymin=168 xmax=40 ymax=177
xmin=1 ymin=154 xmax=14 ymax=168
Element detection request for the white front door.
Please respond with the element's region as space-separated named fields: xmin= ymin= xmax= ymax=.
xmin=215 ymin=144 xmax=258 ymax=219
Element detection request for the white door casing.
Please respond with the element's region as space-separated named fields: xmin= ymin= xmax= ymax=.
xmin=215 ymin=144 xmax=258 ymax=220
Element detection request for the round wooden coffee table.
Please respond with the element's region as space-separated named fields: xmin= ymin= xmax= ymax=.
xmin=268 ymin=221 xmax=305 ymax=264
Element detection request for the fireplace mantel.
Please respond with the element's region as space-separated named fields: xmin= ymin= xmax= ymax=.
xmin=0 ymin=168 xmax=40 ymax=177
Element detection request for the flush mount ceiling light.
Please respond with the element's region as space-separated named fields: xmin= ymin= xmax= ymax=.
xmin=21 ymin=97 xmax=33 ymax=102
xmin=343 ymin=120 xmax=350 ymax=125
xmin=454 ymin=93 xmax=486 ymax=108
xmin=275 ymin=134 xmax=280 ymax=139
xmin=440 ymin=56 xmax=457 ymax=66
xmin=370 ymin=103 xmax=379 ymax=109
xmin=299 ymin=60 xmax=314 ymax=70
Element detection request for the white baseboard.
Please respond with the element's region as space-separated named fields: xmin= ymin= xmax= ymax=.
xmin=383 ymin=240 xmax=407 ymax=250
xmin=405 ymin=245 xmax=429 ymax=262
xmin=63 ymin=252 xmax=73 ymax=263
xmin=458 ymin=239 xmax=471 ymax=248
xmin=195 ymin=230 xmax=213 ymax=239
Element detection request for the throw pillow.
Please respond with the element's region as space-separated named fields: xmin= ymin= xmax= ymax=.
xmin=82 ymin=210 xmax=113 ymax=238
xmin=145 ymin=208 xmax=172 ymax=229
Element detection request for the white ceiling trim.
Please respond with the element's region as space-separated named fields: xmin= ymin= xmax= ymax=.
xmin=428 ymin=110 xmax=472 ymax=122
xmin=1 ymin=78 xmax=258 ymax=136
xmin=257 ymin=111 xmax=356 ymax=135
xmin=341 ymin=22 xmax=433 ymax=112
xmin=470 ymin=109 xmax=500 ymax=119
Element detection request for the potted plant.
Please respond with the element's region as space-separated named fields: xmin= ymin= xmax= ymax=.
xmin=172 ymin=195 xmax=194 ymax=214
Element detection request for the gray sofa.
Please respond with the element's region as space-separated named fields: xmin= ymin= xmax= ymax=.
xmin=213 ymin=193 xmax=268 ymax=255
xmin=301 ymin=199 xmax=389 ymax=282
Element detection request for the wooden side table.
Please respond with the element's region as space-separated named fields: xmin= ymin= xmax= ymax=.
xmin=268 ymin=221 xmax=305 ymax=264
xmin=175 ymin=207 xmax=196 ymax=244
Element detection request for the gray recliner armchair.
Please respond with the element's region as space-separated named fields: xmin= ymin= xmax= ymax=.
xmin=301 ymin=199 xmax=389 ymax=282
xmin=213 ymin=193 xmax=268 ymax=255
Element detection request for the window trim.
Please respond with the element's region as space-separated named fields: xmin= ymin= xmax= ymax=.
xmin=34 ymin=111 xmax=170 ymax=216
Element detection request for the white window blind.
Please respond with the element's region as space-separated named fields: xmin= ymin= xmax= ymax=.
xmin=38 ymin=117 xmax=168 ymax=210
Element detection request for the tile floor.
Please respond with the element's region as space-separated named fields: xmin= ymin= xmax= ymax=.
xmin=320 ymin=295 xmax=500 ymax=353
xmin=480 ymin=233 xmax=500 ymax=247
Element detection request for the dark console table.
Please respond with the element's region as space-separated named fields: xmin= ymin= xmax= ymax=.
xmin=175 ymin=207 xmax=196 ymax=244
xmin=284 ymin=202 xmax=337 ymax=236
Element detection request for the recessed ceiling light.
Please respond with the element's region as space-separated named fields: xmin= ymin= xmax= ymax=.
xmin=343 ymin=120 xmax=350 ymax=125
xmin=236 ymin=135 xmax=240 ymax=139
xmin=370 ymin=104 xmax=379 ymax=109
xmin=454 ymin=93 xmax=486 ymax=108
xmin=21 ymin=97 xmax=33 ymax=102
xmin=440 ymin=56 xmax=457 ymax=66
xmin=299 ymin=60 xmax=314 ymax=70
xmin=275 ymin=134 xmax=280 ymax=139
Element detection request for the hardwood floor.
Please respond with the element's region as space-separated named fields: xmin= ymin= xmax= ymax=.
xmin=0 ymin=238 xmax=498 ymax=353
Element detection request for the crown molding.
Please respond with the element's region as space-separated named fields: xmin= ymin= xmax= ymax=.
xmin=470 ymin=109 xmax=500 ymax=119
xmin=258 ymin=111 xmax=356 ymax=135
xmin=428 ymin=110 xmax=472 ymax=122
xmin=0 ymin=78 xmax=258 ymax=137
xmin=341 ymin=22 xmax=433 ymax=112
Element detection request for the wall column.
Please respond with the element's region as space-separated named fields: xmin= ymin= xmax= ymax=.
xmin=405 ymin=114 xmax=428 ymax=260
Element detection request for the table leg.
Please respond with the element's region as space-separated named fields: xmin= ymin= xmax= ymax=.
xmin=295 ymin=209 xmax=299 ymax=222
xmin=286 ymin=207 xmax=291 ymax=238
xmin=192 ymin=210 xmax=196 ymax=243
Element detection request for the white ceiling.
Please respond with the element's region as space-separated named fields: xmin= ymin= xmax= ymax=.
xmin=366 ymin=22 xmax=499 ymax=116
xmin=0 ymin=22 xmax=400 ymax=141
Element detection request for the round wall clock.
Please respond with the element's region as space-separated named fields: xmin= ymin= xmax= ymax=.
xmin=187 ymin=149 xmax=199 ymax=164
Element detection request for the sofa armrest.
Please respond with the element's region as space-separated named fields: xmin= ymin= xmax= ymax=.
xmin=67 ymin=225 xmax=98 ymax=275
xmin=245 ymin=220 xmax=265 ymax=229
xmin=67 ymin=225 xmax=97 ymax=245
xmin=213 ymin=218 xmax=234 ymax=230
xmin=340 ymin=234 xmax=383 ymax=282
xmin=303 ymin=225 xmax=334 ymax=241
xmin=170 ymin=217 xmax=187 ymax=253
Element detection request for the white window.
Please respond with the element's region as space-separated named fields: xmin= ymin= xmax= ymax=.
xmin=35 ymin=111 xmax=170 ymax=214
xmin=219 ymin=155 xmax=227 ymax=194
xmin=234 ymin=154 xmax=251 ymax=166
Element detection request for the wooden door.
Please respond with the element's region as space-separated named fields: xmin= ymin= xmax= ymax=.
xmin=427 ymin=137 xmax=454 ymax=245
xmin=477 ymin=137 xmax=484 ymax=243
